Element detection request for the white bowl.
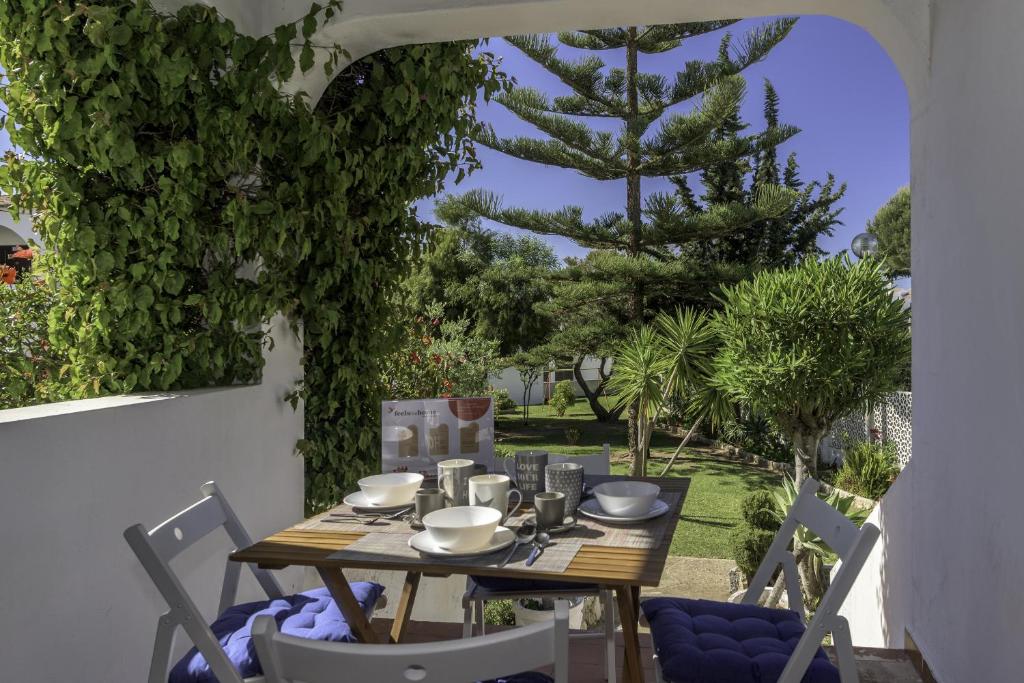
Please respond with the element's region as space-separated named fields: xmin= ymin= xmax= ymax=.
xmin=422 ymin=505 xmax=502 ymax=552
xmin=593 ymin=481 xmax=661 ymax=518
xmin=357 ymin=473 xmax=423 ymax=506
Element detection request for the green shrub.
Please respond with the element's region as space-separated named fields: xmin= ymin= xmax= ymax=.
xmin=731 ymin=527 xmax=776 ymax=582
xmin=721 ymin=412 xmax=790 ymax=463
xmin=731 ymin=490 xmax=782 ymax=582
xmin=484 ymin=599 xmax=516 ymax=626
xmin=550 ymin=379 xmax=576 ymax=416
xmin=488 ymin=387 xmax=517 ymax=412
xmin=740 ymin=490 xmax=781 ymax=531
xmin=564 ymin=426 xmax=582 ymax=445
xmin=834 ymin=441 xmax=899 ymax=499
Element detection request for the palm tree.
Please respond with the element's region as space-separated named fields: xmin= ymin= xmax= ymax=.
xmin=653 ymin=308 xmax=731 ymax=476
xmin=608 ymin=325 xmax=669 ymax=477
xmin=609 ymin=308 xmax=728 ymax=476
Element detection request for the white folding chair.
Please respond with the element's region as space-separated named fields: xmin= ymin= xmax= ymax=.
xmin=646 ymin=478 xmax=880 ymax=683
xmin=124 ymin=481 xmax=382 ymax=683
xmin=254 ymin=599 xmax=570 ymax=683
xmin=463 ymin=444 xmax=617 ymax=683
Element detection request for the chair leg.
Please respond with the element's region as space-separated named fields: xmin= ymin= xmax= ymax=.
xmin=462 ymin=600 xmax=474 ymax=638
xmin=602 ymin=590 xmax=616 ymax=683
xmin=832 ymin=617 xmax=859 ymax=683
xmin=475 ymin=599 xmax=486 ymax=636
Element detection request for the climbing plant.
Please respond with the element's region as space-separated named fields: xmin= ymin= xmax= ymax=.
xmin=0 ymin=1 xmax=506 ymax=510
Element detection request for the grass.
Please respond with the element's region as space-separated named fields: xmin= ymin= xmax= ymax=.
xmin=496 ymin=398 xmax=782 ymax=559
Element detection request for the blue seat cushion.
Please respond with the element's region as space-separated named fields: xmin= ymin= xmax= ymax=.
xmin=642 ymin=597 xmax=839 ymax=683
xmin=469 ymin=575 xmax=597 ymax=593
xmin=169 ymin=582 xmax=384 ymax=683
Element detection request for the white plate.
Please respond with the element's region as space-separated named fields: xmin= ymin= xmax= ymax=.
xmin=409 ymin=526 xmax=515 ymax=557
xmin=343 ymin=490 xmax=415 ymax=512
xmin=577 ymin=498 xmax=670 ymax=524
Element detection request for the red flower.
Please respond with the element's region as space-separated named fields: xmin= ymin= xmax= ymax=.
xmin=442 ymin=379 xmax=453 ymax=390
xmin=431 ymin=318 xmax=440 ymax=326
xmin=410 ymin=351 xmax=421 ymax=364
xmin=10 ymin=247 xmax=33 ymax=260
xmin=430 ymin=353 xmax=442 ymax=364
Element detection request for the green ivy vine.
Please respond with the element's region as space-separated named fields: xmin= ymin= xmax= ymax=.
xmin=0 ymin=1 xmax=506 ymax=509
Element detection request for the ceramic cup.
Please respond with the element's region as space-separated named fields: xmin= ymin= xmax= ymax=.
xmin=437 ymin=458 xmax=475 ymax=506
xmin=533 ymin=491 xmax=567 ymax=530
xmin=504 ymin=450 xmax=548 ymax=502
xmin=469 ymin=474 xmax=523 ymax=523
xmin=414 ymin=488 xmax=453 ymax=524
xmin=544 ymin=462 xmax=584 ymax=517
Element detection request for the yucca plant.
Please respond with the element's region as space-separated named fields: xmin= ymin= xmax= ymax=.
xmin=768 ymin=476 xmax=870 ymax=606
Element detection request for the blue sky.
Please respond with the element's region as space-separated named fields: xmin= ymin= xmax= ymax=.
xmin=416 ymin=15 xmax=909 ymax=269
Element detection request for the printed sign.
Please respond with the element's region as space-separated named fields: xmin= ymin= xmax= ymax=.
xmin=381 ymin=397 xmax=495 ymax=478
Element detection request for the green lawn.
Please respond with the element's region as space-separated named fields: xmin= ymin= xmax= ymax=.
xmin=495 ymin=400 xmax=781 ymax=559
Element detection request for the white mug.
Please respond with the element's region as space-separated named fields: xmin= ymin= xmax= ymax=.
xmin=469 ymin=473 xmax=522 ymax=522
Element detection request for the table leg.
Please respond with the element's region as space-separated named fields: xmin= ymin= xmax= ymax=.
xmin=317 ymin=567 xmax=380 ymax=644
xmin=616 ymin=585 xmax=643 ymax=683
xmin=389 ymin=571 xmax=421 ymax=643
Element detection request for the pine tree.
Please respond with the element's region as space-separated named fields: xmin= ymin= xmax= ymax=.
xmin=688 ymin=79 xmax=846 ymax=269
xmin=438 ymin=22 xmax=800 ymax=471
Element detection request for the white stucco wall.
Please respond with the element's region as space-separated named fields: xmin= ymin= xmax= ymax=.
xmin=489 ymin=365 xmax=546 ymax=405
xmin=0 ymin=317 xmax=305 ymax=682
xmin=0 ymin=207 xmax=32 ymax=245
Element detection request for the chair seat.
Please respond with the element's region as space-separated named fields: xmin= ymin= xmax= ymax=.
xmin=642 ymin=597 xmax=839 ymax=683
xmin=469 ymin=575 xmax=598 ymax=594
xmin=169 ymin=583 xmax=384 ymax=683
xmin=485 ymin=674 xmax=553 ymax=683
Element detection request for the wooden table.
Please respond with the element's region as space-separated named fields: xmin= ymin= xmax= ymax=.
xmin=231 ymin=475 xmax=688 ymax=683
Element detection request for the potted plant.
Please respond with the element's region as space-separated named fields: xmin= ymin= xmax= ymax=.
xmin=513 ymin=597 xmax=586 ymax=628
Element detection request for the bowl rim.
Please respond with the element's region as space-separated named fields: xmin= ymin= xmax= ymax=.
xmin=594 ymin=481 xmax=660 ymax=497
xmin=357 ymin=472 xmax=424 ymax=487
xmin=422 ymin=505 xmax=502 ymax=528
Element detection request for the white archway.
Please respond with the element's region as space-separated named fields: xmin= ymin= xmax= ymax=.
xmin=152 ymin=2 xmax=1024 ymax=681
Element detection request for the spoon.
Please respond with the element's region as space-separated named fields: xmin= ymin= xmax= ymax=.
xmin=525 ymin=531 xmax=551 ymax=567
xmin=499 ymin=521 xmax=536 ymax=567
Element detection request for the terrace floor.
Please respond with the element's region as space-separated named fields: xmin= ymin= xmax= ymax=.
xmin=370 ymin=619 xmax=924 ymax=682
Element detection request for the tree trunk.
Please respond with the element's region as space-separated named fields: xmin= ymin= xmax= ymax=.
xmin=573 ymin=357 xmax=625 ymax=423
xmin=630 ymin=417 xmax=650 ymax=477
xmin=789 ymin=429 xmax=828 ymax=607
xmin=624 ymin=27 xmax=644 ymax=467
xmin=791 ymin=429 xmax=823 ymax=490
xmin=658 ymin=416 xmax=703 ymax=477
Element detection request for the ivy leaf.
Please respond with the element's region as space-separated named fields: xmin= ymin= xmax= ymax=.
xmin=300 ymin=44 xmax=315 ymax=74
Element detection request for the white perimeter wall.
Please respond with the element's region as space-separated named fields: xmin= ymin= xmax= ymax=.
xmin=843 ymin=1 xmax=1024 ymax=680
xmin=0 ymin=316 xmax=305 ymax=682
xmin=489 ymin=366 xmax=545 ymax=405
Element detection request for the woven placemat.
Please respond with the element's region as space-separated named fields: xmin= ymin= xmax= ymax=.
xmin=328 ymin=530 xmax=582 ymax=574
xmin=501 ymin=490 xmax=682 ymax=550
xmin=294 ymin=505 xmax=418 ymax=534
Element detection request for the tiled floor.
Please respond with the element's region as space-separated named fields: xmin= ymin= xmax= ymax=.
xmin=372 ymin=620 xmax=923 ymax=682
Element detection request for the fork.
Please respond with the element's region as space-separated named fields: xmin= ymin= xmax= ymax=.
xmin=324 ymin=507 xmax=413 ymax=524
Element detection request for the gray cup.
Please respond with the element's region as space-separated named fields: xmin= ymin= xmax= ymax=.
xmin=545 ymin=461 xmax=584 ymax=516
xmin=415 ymin=488 xmax=452 ymax=523
xmin=505 ymin=450 xmax=548 ymax=502
xmin=437 ymin=458 xmax=474 ymax=506
xmin=534 ymin=491 xmax=567 ymax=530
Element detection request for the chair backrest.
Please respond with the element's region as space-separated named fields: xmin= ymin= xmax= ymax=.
xmin=550 ymin=443 xmax=611 ymax=475
xmin=124 ymin=481 xmax=285 ymax=683
xmin=254 ymin=600 xmax=571 ymax=683
xmin=743 ymin=478 xmax=880 ymax=683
